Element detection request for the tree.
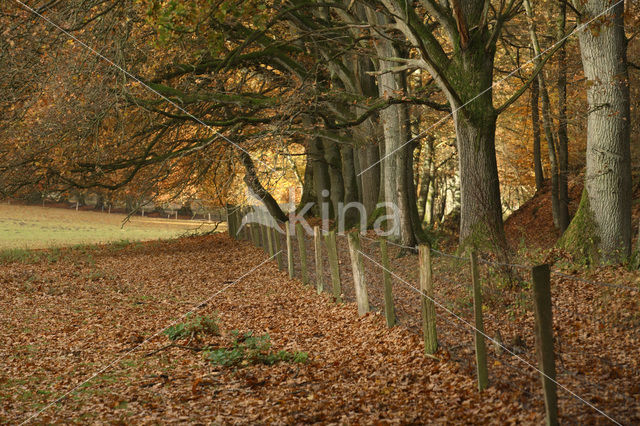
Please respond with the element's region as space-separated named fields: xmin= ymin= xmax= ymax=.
xmin=561 ymin=0 xmax=632 ymax=263
xmin=372 ymin=0 xmax=556 ymax=251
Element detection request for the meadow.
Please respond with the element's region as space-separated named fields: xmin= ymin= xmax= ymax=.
xmin=0 ymin=204 xmax=220 ymax=249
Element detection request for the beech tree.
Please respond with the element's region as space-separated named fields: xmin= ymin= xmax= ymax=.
xmin=1 ymin=0 xmax=638 ymax=266
xmin=561 ymin=0 xmax=632 ymax=263
xmin=369 ymin=0 xmax=559 ymax=250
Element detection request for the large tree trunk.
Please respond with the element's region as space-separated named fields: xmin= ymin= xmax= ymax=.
xmin=417 ymin=135 xmax=435 ymax=222
xmin=368 ymin=11 xmax=418 ymax=245
xmin=341 ymin=143 xmax=360 ymax=227
xmin=530 ymin=83 xmax=544 ymax=192
xmin=298 ymin=147 xmax=318 ymax=215
xmin=323 ymin=139 xmax=344 ymax=218
xmin=562 ymin=0 xmax=631 ymax=263
xmin=455 ymin=109 xmax=505 ymax=248
xmin=377 ymin=74 xmax=417 ymax=245
xmin=309 ymin=136 xmax=331 ymax=215
xmin=357 ymin=144 xmax=381 ymax=219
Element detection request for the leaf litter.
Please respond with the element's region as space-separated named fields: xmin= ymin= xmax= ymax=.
xmin=0 ymin=233 xmax=539 ymax=424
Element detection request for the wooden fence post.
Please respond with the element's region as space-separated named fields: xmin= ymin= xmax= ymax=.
xmin=532 ymin=264 xmax=558 ymax=426
xmin=243 ymin=208 xmax=251 ymax=241
xmin=248 ymin=223 xmax=256 ymax=246
xmin=260 ymin=211 xmax=269 ymax=252
xmin=295 ymin=223 xmax=309 ymax=285
xmin=273 ymin=224 xmax=286 ymax=270
xmin=418 ymin=244 xmax=437 ymax=355
xmin=266 ymin=224 xmax=276 ymax=257
xmin=379 ymin=238 xmax=395 ymax=328
xmin=255 ymin=214 xmax=262 ymax=248
xmin=324 ymin=230 xmax=342 ymax=303
xmin=237 ymin=208 xmax=245 ymax=240
xmin=226 ymin=205 xmax=234 ymax=238
xmin=313 ymin=226 xmax=325 ymax=294
xmin=232 ymin=208 xmax=240 ymax=240
xmin=286 ymin=222 xmax=294 ymax=279
xmin=347 ymin=232 xmax=369 ymax=315
xmin=470 ymin=251 xmax=488 ymax=391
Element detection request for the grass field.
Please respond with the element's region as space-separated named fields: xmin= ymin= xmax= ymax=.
xmin=0 ymin=204 xmax=222 ymax=249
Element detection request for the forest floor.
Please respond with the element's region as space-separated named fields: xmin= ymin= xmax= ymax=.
xmin=0 ymin=234 xmax=537 ymax=424
xmin=285 ymin=227 xmax=640 ymax=425
xmin=3 ymin=186 xmax=640 ymax=424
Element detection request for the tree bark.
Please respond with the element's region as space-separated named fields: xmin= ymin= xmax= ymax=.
xmin=564 ymin=0 xmax=632 ymax=262
xmin=239 ymin=150 xmax=287 ymax=222
xmin=455 ymin=109 xmax=505 ymax=248
xmin=357 ymin=144 xmax=380 ymax=219
xmin=555 ymin=1 xmax=570 ymax=232
xmin=367 ymin=9 xmax=418 ymax=245
xmin=309 ymin=135 xmax=331 ymax=215
xmin=417 ymin=135 xmax=434 ymax=222
xmin=341 ymin=143 xmax=360 ymax=227
xmin=524 ymin=0 xmax=560 ymax=229
xmin=298 ymin=146 xmax=317 ymax=213
xmin=323 ymin=139 xmax=344 ymax=218
xmin=530 ymin=83 xmax=544 ymax=192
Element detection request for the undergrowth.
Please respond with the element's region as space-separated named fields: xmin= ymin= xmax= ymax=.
xmin=205 ymin=331 xmax=308 ymax=367
xmin=164 ymin=313 xmax=220 ymax=341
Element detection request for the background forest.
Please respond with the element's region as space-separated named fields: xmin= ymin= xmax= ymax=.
xmin=1 ymin=0 xmax=639 ymax=264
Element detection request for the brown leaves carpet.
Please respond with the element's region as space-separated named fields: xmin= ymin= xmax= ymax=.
xmin=0 ymin=234 xmax=538 ymax=424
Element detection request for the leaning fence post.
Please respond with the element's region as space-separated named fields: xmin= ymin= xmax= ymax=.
xmin=379 ymin=238 xmax=395 ymax=327
xmin=286 ymin=222 xmax=294 ymax=279
xmin=324 ymin=230 xmax=342 ymax=303
xmin=470 ymin=250 xmax=488 ymax=391
xmin=418 ymin=244 xmax=437 ymax=355
xmin=295 ymin=223 xmax=309 ymax=285
xmin=531 ymin=264 xmax=558 ymax=426
xmin=313 ymin=226 xmax=325 ymax=294
xmin=347 ymin=232 xmax=369 ymax=315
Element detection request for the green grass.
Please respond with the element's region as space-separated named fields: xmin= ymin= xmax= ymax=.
xmin=0 ymin=204 xmax=221 ymax=250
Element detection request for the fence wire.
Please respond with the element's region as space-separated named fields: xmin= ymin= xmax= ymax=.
xmin=235 ymin=213 xmax=639 ymax=424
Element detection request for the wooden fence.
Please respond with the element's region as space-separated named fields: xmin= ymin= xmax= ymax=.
xmin=226 ymin=206 xmax=560 ymax=425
